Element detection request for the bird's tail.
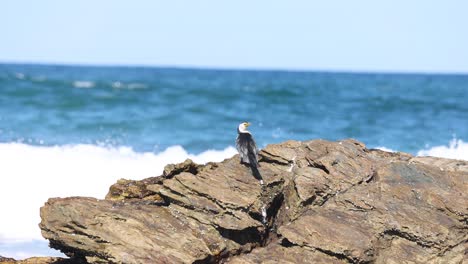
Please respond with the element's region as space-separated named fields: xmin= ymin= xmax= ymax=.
xmin=248 ymin=151 xmax=259 ymax=168
xmin=248 ymin=153 xmax=263 ymax=184
xmin=250 ymin=165 xmax=263 ymax=183
xmin=248 ymin=153 xmax=263 ymax=183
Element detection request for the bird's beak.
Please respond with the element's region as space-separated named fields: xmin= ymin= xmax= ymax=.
xmin=245 ymin=122 xmax=251 ymax=127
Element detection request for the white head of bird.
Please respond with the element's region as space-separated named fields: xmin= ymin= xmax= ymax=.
xmin=238 ymin=122 xmax=251 ymax=134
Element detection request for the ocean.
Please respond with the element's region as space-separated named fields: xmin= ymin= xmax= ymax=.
xmin=0 ymin=63 xmax=467 ymax=259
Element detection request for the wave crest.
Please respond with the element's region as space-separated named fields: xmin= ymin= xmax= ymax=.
xmin=73 ymin=81 xmax=95 ymax=88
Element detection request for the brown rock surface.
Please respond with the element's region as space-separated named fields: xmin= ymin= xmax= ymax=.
xmin=39 ymin=139 xmax=468 ymax=263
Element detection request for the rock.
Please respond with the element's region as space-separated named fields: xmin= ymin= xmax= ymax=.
xmin=0 ymin=256 xmax=72 ymax=264
xmin=0 ymin=256 xmax=15 ymax=263
xmin=39 ymin=139 xmax=468 ymax=263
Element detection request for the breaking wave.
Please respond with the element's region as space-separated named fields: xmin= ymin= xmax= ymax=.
xmin=417 ymin=138 xmax=468 ymax=160
xmin=0 ymin=143 xmax=237 ymax=243
xmin=376 ymin=139 xmax=468 ymax=161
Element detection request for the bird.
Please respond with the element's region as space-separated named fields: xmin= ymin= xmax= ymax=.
xmin=236 ymin=122 xmax=263 ymax=183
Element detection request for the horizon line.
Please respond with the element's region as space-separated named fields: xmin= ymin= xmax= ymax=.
xmin=1 ymin=60 xmax=467 ymax=77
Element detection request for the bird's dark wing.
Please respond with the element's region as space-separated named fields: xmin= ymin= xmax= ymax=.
xmin=237 ymin=132 xmax=262 ymax=181
xmin=248 ymin=134 xmax=259 ymax=159
xmin=239 ymin=133 xmax=259 ymax=168
xmin=237 ymin=133 xmax=258 ymax=164
xmin=247 ymin=136 xmax=259 ymax=168
xmin=236 ymin=133 xmax=251 ymax=163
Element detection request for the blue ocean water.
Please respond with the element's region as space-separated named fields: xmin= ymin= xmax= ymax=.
xmin=0 ymin=63 xmax=467 ymax=259
xmin=1 ymin=63 xmax=467 ymax=153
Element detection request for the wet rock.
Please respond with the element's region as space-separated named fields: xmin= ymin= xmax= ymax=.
xmin=39 ymin=139 xmax=468 ymax=263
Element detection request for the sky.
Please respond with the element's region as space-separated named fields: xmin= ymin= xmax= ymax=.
xmin=1 ymin=0 xmax=468 ymax=73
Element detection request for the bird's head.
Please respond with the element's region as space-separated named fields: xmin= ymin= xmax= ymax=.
xmin=238 ymin=122 xmax=251 ymax=133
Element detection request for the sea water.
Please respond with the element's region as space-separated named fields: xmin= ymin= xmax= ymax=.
xmin=0 ymin=63 xmax=467 ymax=258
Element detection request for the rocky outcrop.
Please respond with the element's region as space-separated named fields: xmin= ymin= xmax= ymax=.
xmin=0 ymin=257 xmax=15 ymax=263
xmin=0 ymin=256 xmax=71 ymax=264
xmin=39 ymin=139 xmax=468 ymax=263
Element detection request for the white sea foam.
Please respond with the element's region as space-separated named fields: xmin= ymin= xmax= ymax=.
xmin=0 ymin=240 xmax=63 ymax=259
xmin=111 ymin=81 xmax=123 ymax=88
xmin=417 ymin=138 xmax=468 ymax=161
xmin=375 ymin=146 xmax=395 ymax=152
xmin=73 ymin=81 xmax=95 ymax=88
xmin=110 ymin=82 xmax=147 ymax=90
xmin=376 ymin=139 xmax=468 ymax=161
xmin=0 ymin=143 xmax=237 ymax=243
xmin=15 ymin=73 xmax=25 ymax=80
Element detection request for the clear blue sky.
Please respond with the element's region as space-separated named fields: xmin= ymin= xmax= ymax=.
xmin=1 ymin=0 xmax=467 ymax=73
